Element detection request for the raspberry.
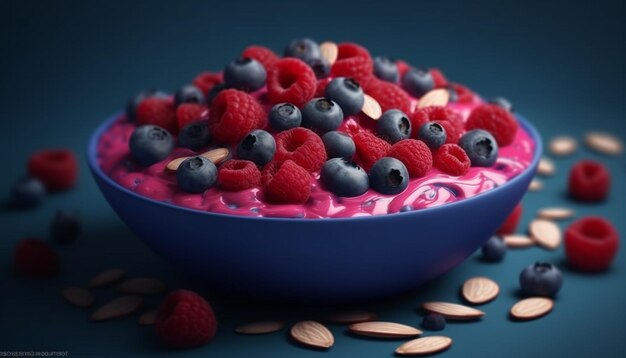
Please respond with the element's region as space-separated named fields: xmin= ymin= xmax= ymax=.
xmin=218 ymin=160 xmax=261 ymax=191
xmin=331 ymin=43 xmax=374 ymax=87
xmin=352 ymin=130 xmax=392 ymax=172
xmin=136 ymin=97 xmax=178 ymax=134
xmin=429 ymin=68 xmax=448 ymax=88
xmin=315 ymin=78 xmax=332 ymax=97
xmin=387 ymin=139 xmax=433 ymax=178
xmin=466 ymin=104 xmax=518 ymax=146
xmin=266 ymin=58 xmax=316 ymax=108
xmin=565 ymin=217 xmax=619 ymax=272
xmin=449 ymin=83 xmax=475 ymax=103
xmin=497 ymin=203 xmax=523 ymax=235
xmin=364 ymin=79 xmax=412 ymax=115
xmin=262 ymin=160 xmax=311 ymax=204
xmin=411 ymin=106 xmax=463 ymax=143
xmin=28 ymin=149 xmax=78 ymax=191
xmin=209 ymin=89 xmax=266 ymax=144
xmin=155 ymin=289 xmax=217 ymax=348
xmin=396 ymin=60 xmax=411 ymax=81
xmin=241 ymin=45 xmax=279 ymax=72
xmin=14 ymin=238 xmax=60 ymax=278
xmin=192 ymin=72 xmax=223 ymax=96
xmin=568 ymin=160 xmax=611 ymax=201
xmin=274 ymin=127 xmax=326 ymax=172
xmin=433 ymin=143 xmax=471 ymax=176
xmin=176 ymin=103 xmax=209 ymax=130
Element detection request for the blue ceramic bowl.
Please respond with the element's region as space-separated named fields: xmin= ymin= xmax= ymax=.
xmin=88 ymin=114 xmax=541 ymax=303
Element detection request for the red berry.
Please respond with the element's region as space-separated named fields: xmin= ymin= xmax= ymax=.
xmin=429 ymin=68 xmax=448 ymax=88
xmin=433 ymin=143 xmax=471 ymax=176
xmin=241 ymin=45 xmax=279 ymax=72
xmin=217 ymin=160 xmax=261 ymax=191
xmin=28 ymin=149 xmax=78 ymax=191
xmin=315 ymin=78 xmax=332 ymax=97
xmin=497 ymin=203 xmax=523 ymax=235
xmin=568 ymin=160 xmax=611 ymax=201
xmin=262 ymin=160 xmax=311 ymax=204
xmin=395 ymin=60 xmax=411 ymax=81
xmin=411 ymin=106 xmax=463 ymax=143
xmin=387 ymin=139 xmax=433 ymax=178
xmin=192 ymin=72 xmax=223 ymax=96
xmin=155 ymin=289 xmax=217 ymax=348
xmin=266 ymin=58 xmax=317 ymax=108
xmin=331 ymin=43 xmax=374 ymax=87
xmin=209 ymin=89 xmax=266 ymax=144
xmin=136 ymin=97 xmax=178 ymax=134
xmin=176 ymin=103 xmax=209 ymax=130
xmin=449 ymin=83 xmax=475 ymax=103
xmin=352 ymin=130 xmax=392 ymax=172
xmin=274 ymin=127 xmax=327 ymax=172
xmin=466 ymin=104 xmax=518 ymax=146
xmin=14 ymin=238 xmax=60 ymax=278
xmin=364 ymin=79 xmax=412 ymax=115
xmin=565 ymin=216 xmax=619 ymax=272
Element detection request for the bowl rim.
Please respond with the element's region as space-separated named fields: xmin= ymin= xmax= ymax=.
xmin=88 ymin=112 xmax=542 ymax=223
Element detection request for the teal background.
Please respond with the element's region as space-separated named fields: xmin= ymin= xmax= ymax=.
xmin=1 ymin=0 xmax=625 ymax=357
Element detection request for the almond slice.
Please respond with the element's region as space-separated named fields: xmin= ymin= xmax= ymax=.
xmin=422 ymin=302 xmax=485 ymax=320
xmin=537 ymin=207 xmax=575 ymax=221
xmin=528 ymin=179 xmax=543 ymax=192
xmin=91 ymin=295 xmax=143 ymax=321
xmin=502 ymin=234 xmax=535 ymax=248
xmin=537 ymin=157 xmax=556 ymax=176
xmin=89 ymin=268 xmax=126 ymax=288
xmin=165 ymin=147 xmax=230 ymax=172
xmin=62 ymin=287 xmax=95 ymax=308
xmin=325 ymin=311 xmax=377 ymax=324
xmin=235 ymin=321 xmax=284 ymax=335
xmin=510 ymin=297 xmax=554 ymax=320
xmin=290 ymin=321 xmax=334 ymax=349
xmin=462 ymin=277 xmax=499 ymax=304
xmin=348 ymin=321 xmax=422 ymax=338
xmin=549 ymin=136 xmax=577 ymax=156
xmin=319 ymin=41 xmax=338 ymax=65
xmin=585 ymin=132 xmax=623 ymax=156
xmin=417 ymin=89 xmax=450 ymax=109
xmin=396 ymin=336 xmax=453 ymax=356
xmin=116 ymin=277 xmax=166 ymax=295
xmin=138 ymin=309 xmax=158 ymax=326
xmin=529 ymin=219 xmax=561 ymax=250
xmin=362 ymin=94 xmax=382 ymax=120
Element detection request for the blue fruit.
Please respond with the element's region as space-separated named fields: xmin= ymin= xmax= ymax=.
xmin=320 ymin=158 xmax=369 ymax=197
xmin=206 ymin=83 xmax=228 ymax=104
xmin=126 ymin=89 xmax=168 ymax=121
xmin=418 ymin=122 xmax=447 ymax=149
xmin=421 ymin=313 xmax=446 ymax=331
xmin=373 ymin=56 xmax=399 ymax=83
xmin=481 ymin=235 xmax=507 ymax=262
xmin=519 ymin=262 xmax=563 ymax=297
xmin=223 ymin=58 xmax=267 ymax=92
xmin=129 ymin=125 xmax=175 ymax=167
xmin=176 ymin=156 xmax=217 ymax=193
xmin=459 ymin=129 xmax=499 ymax=167
xmin=307 ymin=57 xmax=330 ymax=79
xmin=447 ymin=86 xmax=458 ymax=102
xmin=377 ymin=109 xmax=411 ymax=143
xmin=324 ymin=77 xmax=365 ymax=115
xmin=178 ymin=121 xmax=211 ymax=151
xmin=402 ymin=68 xmax=434 ymax=98
xmin=236 ymin=130 xmax=276 ymax=166
xmin=489 ymin=97 xmax=514 ymax=112
xmin=269 ymin=103 xmax=302 ymax=131
xmin=174 ymin=84 xmax=206 ymax=106
xmin=369 ymin=157 xmax=409 ymax=195
xmin=322 ymin=131 xmax=355 ymax=159
xmin=301 ymin=98 xmax=344 ymax=134
xmin=11 ymin=177 xmax=46 ymax=209
xmin=284 ymin=38 xmax=321 ymax=63
xmin=51 ymin=210 xmax=81 ymax=244
xmin=400 ymin=205 xmax=414 ymax=212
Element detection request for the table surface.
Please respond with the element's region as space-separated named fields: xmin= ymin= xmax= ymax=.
xmin=1 ymin=0 xmax=625 ymax=357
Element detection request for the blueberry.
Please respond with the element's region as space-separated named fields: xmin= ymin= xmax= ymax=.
xmin=320 ymin=158 xmax=369 ymax=197
xmin=481 ymin=235 xmax=507 ymax=262
xmin=307 ymin=57 xmax=330 ymax=79
xmin=174 ymin=84 xmax=205 ymax=106
xmin=236 ymin=130 xmax=276 ymax=166
xmin=369 ymin=157 xmax=409 ymax=195
xmin=447 ymin=86 xmax=458 ymax=102
xmin=11 ymin=177 xmax=46 ymax=209
xmin=400 ymin=204 xmax=414 ymax=212
xmin=51 ymin=210 xmax=81 ymax=244
xmin=324 ymin=77 xmax=365 ymax=115
xmin=402 ymin=68 xmax=434 ymax=98
xmin=322 ymin=131 xmax=355 ymax=159
xmin=176 ymin=156 xmax=217 ymax=193
xmin=418 ymin=122 xmax=447 ymax=149
xmin=223 ymin=58 xmax=267 ymax=92
xmin=489 ymin=97 xmax=514 ymax=112
xmin=269 ymin=103 xmax=302 ymax=131
xmin=206 ymin=83 xmax=228 ymax=104
xmin=284 ymin=38 xmax=321 ymax=63
xmin=377 ymin=109 xmax=411 ymax=143
xmin=373 ymin=56 xmax=399 ymax=83
xmin=519 ymin=262 xmax=563 ymax=297
xmin=126 ymin=89 xmax=168 ymax=121
xmin=129 ymin=125 xmax=175 ymax=167
xmin=301 ymin=98 xmax=344 ymax=134
xmin=179 ymin=121 xmax=211 ymax=151
xmin=421 ymin=313 xmax=446 ymax=331
xmin=459 ymin=129 xmax=499 ymax=167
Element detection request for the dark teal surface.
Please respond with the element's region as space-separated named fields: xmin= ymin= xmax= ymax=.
xmin=1 ymin=0 xmax=625 ymax=357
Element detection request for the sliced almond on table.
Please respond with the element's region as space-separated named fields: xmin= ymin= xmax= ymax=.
xmin=502 ymin=234 xmax=535 ymax=249
xmin=116 ymin=277 xmax=166 ymax=295
xmin=537 ymin=207 xmax=575 ymax=221
xmin=138 ymin=309 xmax=158 ymax=326
xmin=549 ymin=136 xmax=577 ymax=156
xmin=422 ymin=302 xmax=485 ymax=320
xmin=462 ymin=277 xmax=499 ymax=304
xmin=585 ymin=132 xmax=623 ymax=156
xmin=91 ymin=295 xmax=143 ymax=321
xmin=290 ymin=321 xmax=334 ymax=349
xmin=89 ymin=268 xmax=126 ymax=288
xmin=319 ymin=41 xmax=338 ymax=65
xmin=348 ymin=321 xmax=422 ymax=338
xmin=325 ymin=311 xmax=377 ymax=324
xmin=362 ymin=94 xmax=382 ymax=120
xmin=62 ymin=287 xmax=95 ymax=308
xmin=528 ymin=179 xmax=543 ymax=192
xmin=235 ymin=321 xmax=284 ymax=335
xmin=396 ymin=336 xmax=453 ymax=356
xmin=537 ymin=157 xmax=556 ymax=176
xmin=529 ymin=219 xmax=562 ymax=250
xmin=165 ymin=147 xmax=230 ymax=172
xmin=510 ymin=297 xmax=554 ymax=320
xmin=417 ymin=89 xmax=450 ymax=109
